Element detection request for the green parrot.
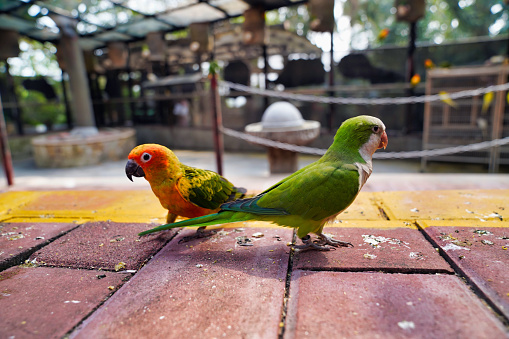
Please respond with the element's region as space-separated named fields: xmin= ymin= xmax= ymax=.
xmin=139 ymin=115 xmax=388 ymax=251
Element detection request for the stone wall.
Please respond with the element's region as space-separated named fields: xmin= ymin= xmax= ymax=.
xmin=31 ymin=128 xmax=136 ymax=168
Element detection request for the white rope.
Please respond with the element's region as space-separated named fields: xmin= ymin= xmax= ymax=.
xmin=219 ymin=81 xmax=509 ymax=158
xmin=221 ymin=127 xmax=509 ymax=159
xmin=373 ymin=137 xmax=509 ymax=159
xmin=220 ymin=81 xmax=509 ymax=105
xmin=221 ymin=127 xmax=326 ymax=155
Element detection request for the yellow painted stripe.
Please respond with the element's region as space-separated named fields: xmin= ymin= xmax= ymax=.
xmin=375 ymin=190 xmax=508 ymax=221
xmin=0 ymin=191 xmax=46 ymax=217
xmin=2 ymin=190 xmax=167 ymax=223
xmin=324 ymin=220 xmax=418 ymax=229
xmin=1 ymin=190 xmax=507 ymax=230
xmin=1 ymin=217 xmax=89 ymax=224
xmin=417 ymin=220 xmax=509 ymax=229
xmin=339 ymin=192 xmax=386 ymax=220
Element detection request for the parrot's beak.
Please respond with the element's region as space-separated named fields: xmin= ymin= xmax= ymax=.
xmin=125 ymin=159 xmax=145 ymax=182
xmin=378 ymin=131 xmax=388 ymax=150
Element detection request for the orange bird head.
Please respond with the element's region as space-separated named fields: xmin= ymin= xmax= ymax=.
xmin=125 ymin=144 xmax=180 ymax=183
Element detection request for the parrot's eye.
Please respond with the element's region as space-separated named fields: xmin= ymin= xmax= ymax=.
xmin=372 ymin=126 xmax=379 ymax=133
xmin=141 ymin=153 xmax=152 ymax=162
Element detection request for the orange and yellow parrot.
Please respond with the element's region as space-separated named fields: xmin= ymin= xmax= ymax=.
xmin=377 ymin=28 xmax=390 ymax=42
xmin=410 ymin=74 xmax=421 ymax=88
xmin=424 ymin=59 xmax=435 ymax=69
xmin=126 ymin=144 xmax=246 ymax=241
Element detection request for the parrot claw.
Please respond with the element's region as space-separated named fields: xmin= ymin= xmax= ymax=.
xmin=293 ymin=235 xmax=338 ymax=251
xmin=178 ymin=226 xmax=216 ymax=244
xmin=316 ymin=233 xmax=354 ymax=248
xmin=293 ymin=243 xmax=337 ymax=251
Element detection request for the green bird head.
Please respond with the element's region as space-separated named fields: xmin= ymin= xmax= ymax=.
xmin=328 ymin=115 xmax=388 ymax=161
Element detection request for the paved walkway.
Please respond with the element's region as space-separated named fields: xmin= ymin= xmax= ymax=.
xmin=0 ymin=188 xmax=508 ymax=338
xmin=0 ymin=152 xmax=508 ymax=338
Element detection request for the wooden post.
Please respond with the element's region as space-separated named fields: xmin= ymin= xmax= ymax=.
xmin=0 ymin=93 xmax=14 ymax=186
xmin=420 ymin=68 xmax=433 ymax=172
xmin=489 ymin=66 xmax=508 ymax=172
xmin=210 ymin=65 xmax=224 ymax=175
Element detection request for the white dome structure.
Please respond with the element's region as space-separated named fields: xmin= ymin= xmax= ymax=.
xmin=261 ymin=102 xmax=305 ymax=129
xmin=244 ymin=101 xmax=321 ymax=173
xmin=245 ymin=102 xmax=320 ymax=135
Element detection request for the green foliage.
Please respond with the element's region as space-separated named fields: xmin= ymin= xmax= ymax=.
xmin=346 ymin=0 xmax=508 ymax=49
xmin=9 ymin=38 xmax=60 ymax=78
xmin=266 ymin=5 xmax=311 ymax=36
xmin=165 ymin=28 xmax=189 ymax=41
xmin=18 ymin=89 xmax=65 ymax=128
xmin=208 ymin=60 xmax=220 ymax=76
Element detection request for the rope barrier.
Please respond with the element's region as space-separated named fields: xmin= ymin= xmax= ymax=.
xmin=220 ymin=80 xmax=509 ymax=105
xmin=219 ymin=81 xmax=509 ymax=159
xmin=220 ymin=127 xmax=509 ymax=159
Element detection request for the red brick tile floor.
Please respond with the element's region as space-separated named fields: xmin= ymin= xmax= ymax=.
xmin=0 ymin=152 xmax=508 ymax=338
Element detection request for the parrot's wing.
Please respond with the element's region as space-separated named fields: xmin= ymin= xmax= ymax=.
xmin=178 ymin=165 xmax=237 ymax=210
xmin=221 ymin=162 xmax=361 ymax=221
xmin=257 ymin=162 xmax=361 ymax=221
xmin=230 ymin=186 xmax=247 ymax=201
xmin=258 ymin=162 xmax=314 ymax=195
xmin=220 ymin=194 xmax=289 ymax=215
xmin=219 ymin=161 xmax=320 ymax=216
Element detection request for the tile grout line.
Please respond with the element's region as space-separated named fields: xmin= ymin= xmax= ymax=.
xmin=414 ymin=221 xmax=509 ymax=326
xmin=278 ymin=230 xmax=297 ymax=339
xmin=372 ymin=196 xmax=456 ymax=276
xmin=59 ymin=226 xmax=183 ymax=339
xmin=368 ymin=194 xmax=507 ymax=324
xmin=374 ymin=189 xmax=508 ymax=324
xmin=0 ymin=223 xmax=82 ymax=273
xmin=296 ymin=267 xmax=456 ymax=275
xmin=61 ymin=272 xmax=136 ymax=339
xmin=372 ymin=193 xmax=390 ymax=221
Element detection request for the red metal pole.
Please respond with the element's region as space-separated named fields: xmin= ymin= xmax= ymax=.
xmin=210 ymin=68 xmax=224 ymax=176
xmin=0 ymin=93 xmax=14 ymax=186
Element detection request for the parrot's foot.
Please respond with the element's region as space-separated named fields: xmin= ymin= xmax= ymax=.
xmin=178 ymin=226 xmax=216 ymax=244
xmin=293 ymin=235 xmax=336 ymax=251
xmin=316 ymin=233 xmax=353 ymax=248
xmin=293 ymin=234 xmax=353 ymax=251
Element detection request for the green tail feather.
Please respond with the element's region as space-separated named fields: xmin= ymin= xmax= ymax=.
xmin=138 ymin=211 xmax=237 ymax=236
